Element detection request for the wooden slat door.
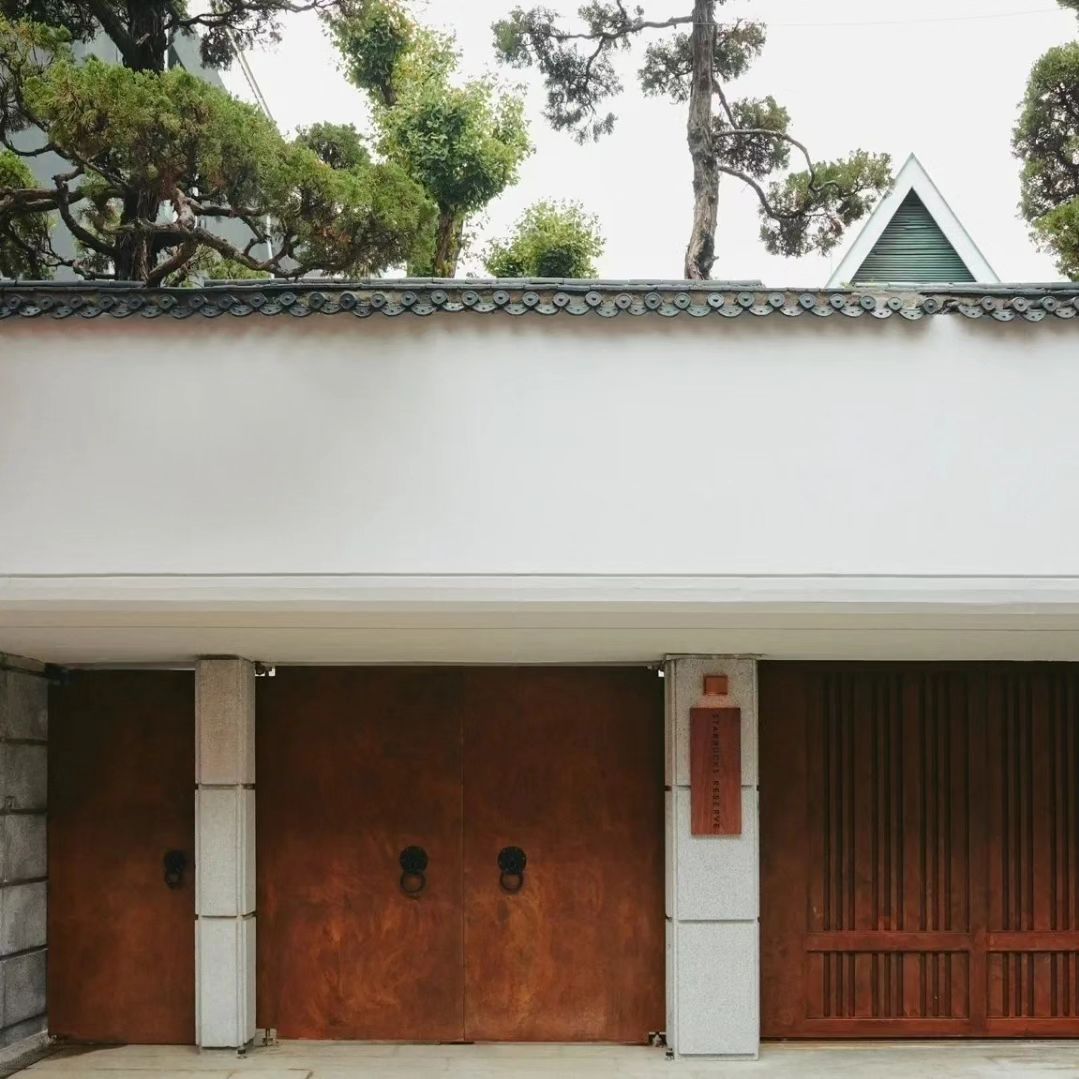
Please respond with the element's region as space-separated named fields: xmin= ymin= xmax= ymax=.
xmin=49 ymin=671 xmax=195 ymax=1044
xmin=256 ymin=667 xmax=466 ymax=1041
xmin=761 ymin=662 xmax=1079 ymax=1039
xmin=461 ymin=668 xmax=665 ymax=1043
xmin=984 ymin=665 xmax=1079 ymax=1033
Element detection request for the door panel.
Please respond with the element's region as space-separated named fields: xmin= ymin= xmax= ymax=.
xmin=49 ymin=671 xmax=195 ymax=1044
xmin=256 ymin=667 xmax=465 ymax=1041
xmin=761 ymin=662 xmax=1079 ymax=1039
xmin=983 ymin=666 xmax=1079 ymax=1032
xmin=461 ymin=668 xmax=665 ymax=1043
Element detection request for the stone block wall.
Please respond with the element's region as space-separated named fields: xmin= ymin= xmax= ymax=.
xmin=0 ymin=658 xmax=48 ymax=1048
xmin=666 ymin=656 xmax=759 ymax=1058
xmin=195 ymin=658 xmax=256 ymax=1049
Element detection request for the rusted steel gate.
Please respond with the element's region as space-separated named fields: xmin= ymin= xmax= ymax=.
xmin=49 ymin=671 xmax=195 ymax=1044
xmin=257 ymin=666 xmax=665 ymax=1043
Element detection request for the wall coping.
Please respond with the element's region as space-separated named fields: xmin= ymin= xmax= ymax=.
xmin=2 ymin=278 xmax=1079 ymax=324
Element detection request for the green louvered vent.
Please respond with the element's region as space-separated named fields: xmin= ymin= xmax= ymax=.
xmin=853 ymin=190 xmax=976 ymax=284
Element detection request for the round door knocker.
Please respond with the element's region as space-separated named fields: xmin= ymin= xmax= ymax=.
xmin=163 ymin=849 xmax=187 ymax=890
xmin=399 ymin=845 xmax=428 ymax=897
xmin=498 ymin=846 xmax=527 ymax=894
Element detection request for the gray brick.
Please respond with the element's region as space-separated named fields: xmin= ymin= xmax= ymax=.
xmin=0 ymin=883 xmax=46 ymax=955
xmin=0 ymin=950 xmax=46 ymax=1028
xmin=0 ymin=1013 xmax=46 ymax=1049
xmin=0 ymin=815 xmax=46 ymax=883
xmin=675 ymin=922 xmax=757 ymax=1056
xmin=0 ymin=672 xmax=46 ymax=742
xmin=0 ymin=746 xmax=46 ymax=813
xmin=674 ymin=787 xmax=759 ymax=921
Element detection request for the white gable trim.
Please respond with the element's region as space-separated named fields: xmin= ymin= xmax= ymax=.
xmin=827 ymin=153 xmax=999 ymax=287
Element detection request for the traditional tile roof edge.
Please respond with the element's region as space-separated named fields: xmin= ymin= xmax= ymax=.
xmin=2 ymin=279 xmax=1078 ymax=324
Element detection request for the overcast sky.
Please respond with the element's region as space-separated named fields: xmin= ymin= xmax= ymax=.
xmin=224 ymin=0 xmax=1078 ymax=284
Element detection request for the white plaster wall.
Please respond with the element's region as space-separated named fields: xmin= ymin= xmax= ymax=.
xmin=2 ymin=314 xmax=1078 ymax=577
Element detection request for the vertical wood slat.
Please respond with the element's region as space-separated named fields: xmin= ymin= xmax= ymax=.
xmin=854 ymin=677 xmax=875 ymax=1017
xmin=968 ymin=671 xmax=989 ymax=1034
xmin=804 ymin=676 xmax=828 ymax=1023
xmin=1033 ymin=672 xmax=1053 ymax=1019
xmin=1068 ymin=672 xmax=1074 ymax=940
xmin=760 ymin=666 xmax=818 ymax=1036
xmin=901 ymin=674 xmax=925 ymax=1020
xmin=830 ymin=675 xmax=840 ymax=935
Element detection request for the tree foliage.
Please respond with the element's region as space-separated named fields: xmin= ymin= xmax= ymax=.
xmin=328 ymin=0 xmax=532 ymax=276
xmin=0 ymin=147 xmax=50 ymax=276
xmin=493 ymin=0 xmax=891 ymax=279
xmin=485 ymin=199 xmax=604 ymax=277
xmin=326 ymin=0 xmax=418 ymax=105
xmin=0 ymin=0 xmax=345 ymax=72
xmin=1014 ymin=11 xmax=1079 ymax=279
xmin=0 ymin=12 xmax=436 ymax=281
xmin=295 ymin=121 xmax=371 ymax=170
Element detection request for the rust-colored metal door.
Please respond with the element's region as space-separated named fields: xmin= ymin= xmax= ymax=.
xmin=257 ymin=666 xmax=664 ymax=1044
xmin=256 ymin=667 xmax=466 ymax=1041
xmin=49 ymin=671 xmax=195 ymax=1044
xmin=760 ymin=662 xmax=1079 ymax=1039
xmin=461 ymin=667 xmax=665 ymax=1043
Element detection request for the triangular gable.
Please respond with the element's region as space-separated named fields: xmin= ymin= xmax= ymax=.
xmin=827 ymin=154 xmax=998 ymax=287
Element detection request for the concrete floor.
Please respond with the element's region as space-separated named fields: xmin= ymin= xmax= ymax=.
xmin=12 ymin=1041 xmax=1079 ymax=1079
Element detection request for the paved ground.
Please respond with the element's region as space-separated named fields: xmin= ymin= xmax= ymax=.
xmin=12 ymin=1041 xmax=1079 ymax=1078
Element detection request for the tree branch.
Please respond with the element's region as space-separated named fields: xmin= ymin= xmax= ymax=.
xmin=170 ymin=0 xmax=339 ymax=33
xmin=144 ymin=238 xmax=198 ymax=286
xmin=711 ymin=76 xmax=735 ymax=126
xmin=712 ymin=125 xmax=839 ymax=198
xmin=0 ymin=187 xmax=61 ymax=214
xmin=719 ymin=162 xmax=862 ymax=221
xmin=130 ymin=220 xmax=287 ymax=278
xmin=0 ymin=137 xmax=60 ymax=159
xmin=85 ymin=0 xmax=140 ymax=66
xmin=52 ymin=172 xmax=116 ymax=258
xmin=716 ymin=164 xmax=799 ymax=220
xmin=549 ymin=15 xmax=694 ymax=43
xmin=714 ymin=126 xmax=813 ymax=170
xmin=185 ymin=200 xmax=262 ymax=220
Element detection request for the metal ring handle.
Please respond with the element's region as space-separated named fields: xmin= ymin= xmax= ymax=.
xmin=163 ymin=849 xmax=187 ymax=890
xmin=400 ymin=870 xmax=426 ymax=897
xmin=399 ymin=845 xmax=428 ymax=898
xmin=499 ymin=871 xmax=525 ymax=894
xmin=497 ymin=846 xmax=526 ymax=894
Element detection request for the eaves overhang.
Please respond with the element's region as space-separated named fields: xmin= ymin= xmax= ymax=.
xmin=1 ymin=279 xmax=1078 ymax=324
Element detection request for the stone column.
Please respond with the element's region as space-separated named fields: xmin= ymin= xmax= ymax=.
xmin=665 ymin=657 xmax=759 ymax=1058
xmin=0 ymin=657 xmax=48 ymax=1052
xmin=195 ymin=659 xmax=256 ymax=1049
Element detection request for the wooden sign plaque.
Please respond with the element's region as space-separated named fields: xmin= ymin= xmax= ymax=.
xmin=689 ymin=706 xmax=742 ymax=836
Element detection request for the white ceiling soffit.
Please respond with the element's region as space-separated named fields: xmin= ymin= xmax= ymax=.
xmin=826 ymin=153 xmax=1000 ymax=288
xmin=7 ymin=574 xmax=1079 ymax=664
